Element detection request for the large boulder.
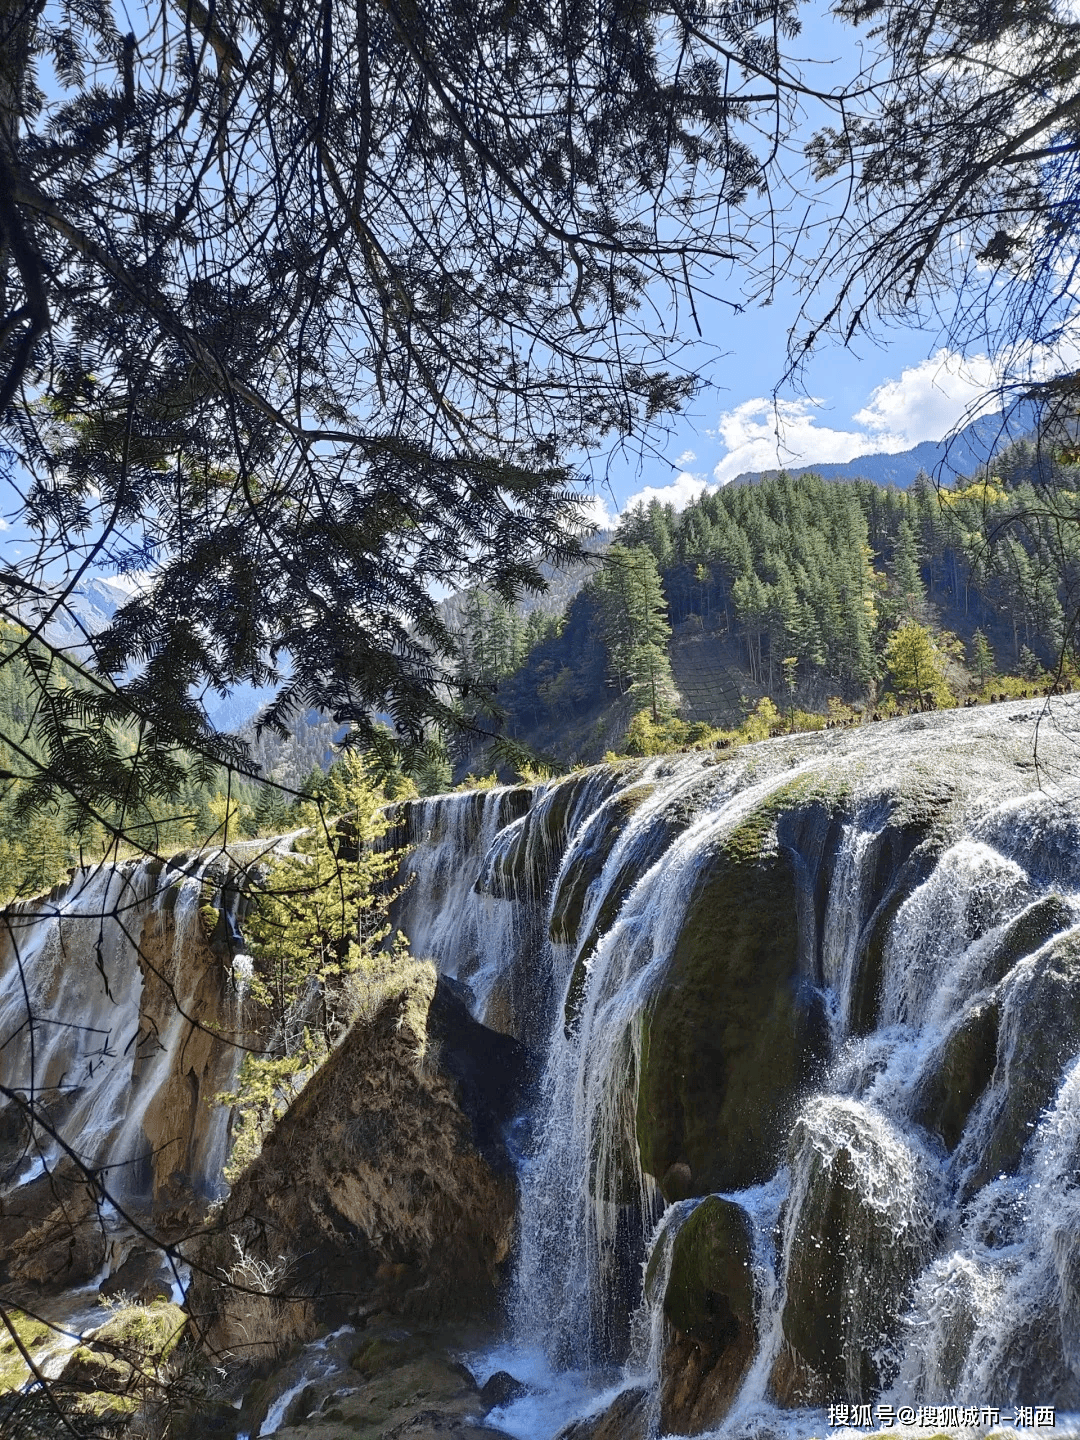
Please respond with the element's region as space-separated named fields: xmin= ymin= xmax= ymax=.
xmin=635 ymin=783 xmax=832 ymax=1196
xmin=188 ymin=964 xmax=519 ymax=1370
xmin=2 ymin=1157 xmax=107 ymax=1292
xmin=658 ymin=1196 xmax=757 ymax=1434
xmin=775 ymin=1099 xmax=939 ymax=1403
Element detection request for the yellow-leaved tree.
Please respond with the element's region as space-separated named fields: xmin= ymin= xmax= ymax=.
xmin=883 ymin=622 xmax=955 ymax=711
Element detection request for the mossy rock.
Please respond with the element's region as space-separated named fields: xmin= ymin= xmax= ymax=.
xmin=350 ymin=1335 xmax=422 ymax=1379
xmin=968 ymin=930 xmax=1080 ymax=1190
xmin=60 ymin=1301 xmax=185 ymax=1393
xmin=914 ymin=999 xmax=999 ymax=1151
xmin=979 ymin=893 xmax=1075 ymax=990
xmin=0 ymin=1310 xmax=53 ymax=1393
xmin=662 ymin=1196 xmax=754 ymax=1345
xmin=635 ymin=786 xmax=829 ymax=1194
xmin=780 ymin=1102 xmax=937 ymax=1400
xmin=484 ymin=770 xmax=626 ymax=902
xmin=549 ymin=784 xmax=656 ymax=948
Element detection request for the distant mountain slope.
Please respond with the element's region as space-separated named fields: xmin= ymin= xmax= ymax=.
xmin=729 ymin=404 xmax=1038 ymax=490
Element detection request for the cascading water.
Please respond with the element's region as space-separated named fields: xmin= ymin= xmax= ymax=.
xmin=6 ymin=697 xmax=1080 ymax=1438
xmin=0 ymin=851 xmax=252 ymax=1288
xmin=392 ymin=699 xmax=1080 ymax=1439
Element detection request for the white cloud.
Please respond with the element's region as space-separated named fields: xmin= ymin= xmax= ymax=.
xmin=853 ymin=349 xmax=1002 ymax=446
xmin=578 ymin=491 xmax=620 ymax=532
xmin=623 ymin=470 xmax=711 ymax=514
xmin=675 ymin=449 xmax=697 ymax=466
xmin=711 ymin=397 xmax=897 ymax=485
xmin=711 ymin=348 xmax=1022 ymax=485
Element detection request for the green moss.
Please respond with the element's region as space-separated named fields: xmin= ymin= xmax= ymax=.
xmin=0 ymin=1310 xmax=53 ymax=1393
xmin=60 ymin=1301 xmax=185 ymax=1393
xmin=71 ymin=1389 xmax=139 ymax=1421
xmin=722 ymin=774 xmax=847 ymax=865
xmin=636 ymin=808 xmax=827 ymax=1194
xmin=662 ymin=1196 xmax=754 ymax=1345
xmin=199 ymin=903 xmax=221 ymax=940
xmin=350 ymin=1336 xmax=412 ymax=1379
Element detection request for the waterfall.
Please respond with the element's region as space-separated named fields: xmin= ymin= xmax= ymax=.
xmin=0 ymin=853 xmax=250 ymax=1210
xmin=396 ymin=702 xmax=1080 ymax=1438
xmin=6 ymin=696 xmax=1080 ymax=1438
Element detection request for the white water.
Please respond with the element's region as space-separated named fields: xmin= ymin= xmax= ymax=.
xmin=391 ymin=702 xmax=1080 ymax=1438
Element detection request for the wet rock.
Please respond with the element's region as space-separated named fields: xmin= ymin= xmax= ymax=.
xmin=480 ymin=771 xmax=623 ymax=904
xmin=383 ymin=1414 xmax=516 ymax=1438
xmin=914 ymin=998 xmax=1000 ymax=1151
xmin=636 ymin=780 xmax=835 ymax=1195
xmin=478 ymin=1369 xmax=528 ymax=1409
xmin=966 ymin=930 xmax=1080 ymax=1191
xmin=661 ymin=1330 xmax=756 ymax=1435
xmin=554 ymin=1385 xmax=651 ymax=1440
xmin=846 ymin=823 xmax=938 ymax=1036
xmin=978 ymin=893 xmax=1075 ymax=989
xmin=425 ymin=976 xmax=530 ymax=1162
xmin=3 ymin=1158 xmax=107 ymax=1292
xmin=664 ymin=1196 xmax=754 ymax=1344
xmin=283 ymin=1383 xmax=319 ymax=1426
xmin=262 ymin=1331 xmax=511 ymax=1440
xmin=777 ymin=1099 xmax=938 ymax=1402
xmin=660 ymin=1161 xmax=693 ymax=1203
xmin=769 ymin=1342 xmax=829 ymax=1408
xmin=549 ymin=783 xmax=657 ymax=949
xmin=659 ymin=1197 xmax=756 ymax=1433
xmin=99 ymin=1244 xmax=177 ymax=1304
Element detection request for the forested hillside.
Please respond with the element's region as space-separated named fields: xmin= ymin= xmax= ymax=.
xmin=452 ymin=445 xmax=1080 ymax=772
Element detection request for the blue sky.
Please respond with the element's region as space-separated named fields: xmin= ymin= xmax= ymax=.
xmin=581 ymin=0 xmax=1080 ymax=526
xmin=4 ymin=1 xmax=1072 ymax=563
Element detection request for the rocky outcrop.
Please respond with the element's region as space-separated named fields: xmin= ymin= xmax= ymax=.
xmin=914 ymin=997 xmax=1000 ymax=1151
xmin=188 ymin=964 xmax=520 ymax=1369
xmin=554 ymin=1385 xmax=650 ymax=1440
xmin=634 ymin=782 xmax=834 ymax=1197
xmin=658 ymin=1197 xmax=757 ymax=1434
xmin=775 ymin=1099 xmax=939 ymax=1402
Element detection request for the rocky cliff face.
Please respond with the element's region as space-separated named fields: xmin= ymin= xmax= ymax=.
xmin=188 ymin=963 xmax=522 ymax=1371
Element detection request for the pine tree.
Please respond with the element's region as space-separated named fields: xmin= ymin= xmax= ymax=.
xmin=594 ymin=545 xmax=678 ymax=721
xmin=892 ymin=519 xmax=926 ymax=619
xmin=970 ymin=630 xmax=995 ymax=687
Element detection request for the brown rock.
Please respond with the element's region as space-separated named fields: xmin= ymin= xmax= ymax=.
xmin=661 ymin=1328 xmax=756 ymax=1434
xmin=555 ymin=1385 xmax=651 ymax=1440
xmin=188 ymin=964 xmax=517 ymax=1369
xmin=657 ymin=1197 xmax=757 ymax=1433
